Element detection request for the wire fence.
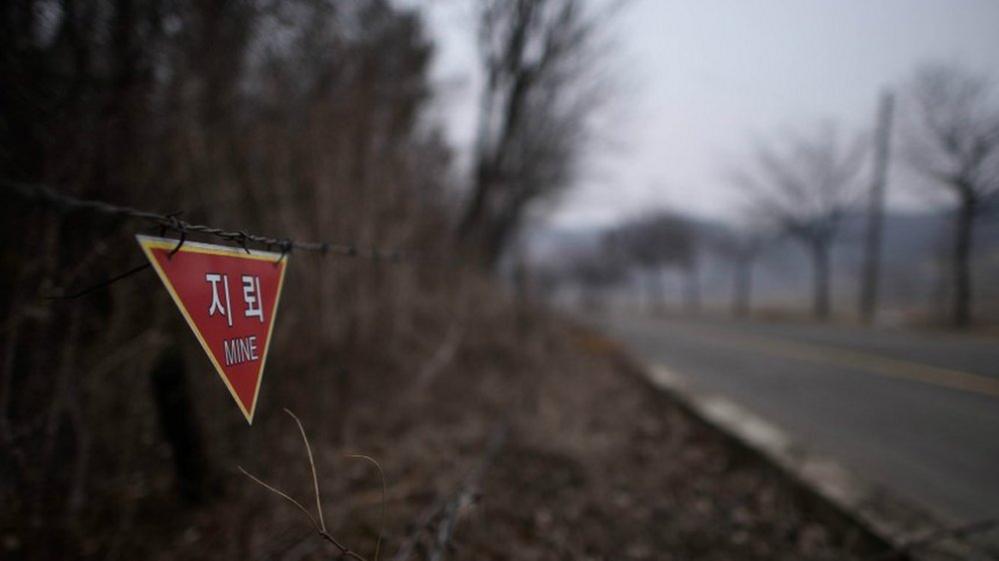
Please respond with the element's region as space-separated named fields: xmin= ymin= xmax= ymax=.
xmin=3 ymin=180 xmax=409 ymax=262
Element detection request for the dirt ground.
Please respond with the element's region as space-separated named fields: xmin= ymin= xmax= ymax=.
xmin=2 ymin=302 xmax=896 ymax=561
xmin=199 ymin=317 xmax=888 ymax=561
xmin=441 ymin=329 xmax=884 ymax=561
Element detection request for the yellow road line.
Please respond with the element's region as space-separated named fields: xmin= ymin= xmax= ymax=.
xmin=677 ymin=325 xmax=999 ymax=400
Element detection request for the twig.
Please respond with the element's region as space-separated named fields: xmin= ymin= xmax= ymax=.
xmin=237 ymin=466 xmax=319 ymax=530
xmin=345 ymin=454 xmax=387 ymax=561
xmin=238 ymin=408 xmax=373 ymax=561
xmin=284 ymin=408 xmax=327 ymax=532
xmin=44 ymin=262 xmax=151 ymax=300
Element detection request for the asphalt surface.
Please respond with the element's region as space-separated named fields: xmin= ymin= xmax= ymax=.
xmin=597 ymin=313 xmax=999 ymax=524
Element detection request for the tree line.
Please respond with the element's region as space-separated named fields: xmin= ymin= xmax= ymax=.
xmin=553 ymin=63 xmax=999 ymax=328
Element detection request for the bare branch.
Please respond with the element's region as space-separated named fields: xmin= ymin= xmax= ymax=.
xmin=736 ymin=122 xmax=865 ymax=244
xmin=237 ymin=466 xmax=320 ymax=531
xmin=345 ymin=453 xmax=387 ymax=561
xmin=283 ymin=408 xmax=326 ymax=532
xmin=905 ymin=63 xmax=999 ymax=199
xmin=239 ymin=409 xmax=371 ymax=561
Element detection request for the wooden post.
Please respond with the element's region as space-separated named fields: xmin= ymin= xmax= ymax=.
xmin=859 ymin=91 xmax=894 ymax=324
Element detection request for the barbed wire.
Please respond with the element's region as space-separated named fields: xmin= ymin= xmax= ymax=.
xmin=392 ymin=424 xmax=508 ymax=561
xmin=3 ymin=180 xmax=408 ymax=262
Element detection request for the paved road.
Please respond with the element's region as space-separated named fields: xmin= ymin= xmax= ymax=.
xmin=597 ymin=313 xmax=999 ymax=524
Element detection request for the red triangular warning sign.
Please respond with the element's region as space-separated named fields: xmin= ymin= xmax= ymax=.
xmin=137 ymin=235 xmax=288 ymax=424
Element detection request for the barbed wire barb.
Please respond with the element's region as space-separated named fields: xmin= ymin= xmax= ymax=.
xmin=4 ymin=180 xmax=409 ymax=263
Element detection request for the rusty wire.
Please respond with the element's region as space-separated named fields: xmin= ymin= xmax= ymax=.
xmin=392 ymin=424 xmax=508 ymax=561
xmin=4 ymin=180 xmax=407 ymax=262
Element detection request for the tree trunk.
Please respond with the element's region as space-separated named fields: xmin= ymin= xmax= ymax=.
xmin=811 ymin=241 xmax=831 ymax=320
xmin=457 ymin=162 xmax=494 ymax=241
xmin=733 ymin=259 xmax=752 ymax=318
xmin=683 ymin=266 xmax=701 ymax=315
xmin=952 ymin=195 xmax=976 ymax=328
xmin=644 ymin=269 xmax=666 ymax=314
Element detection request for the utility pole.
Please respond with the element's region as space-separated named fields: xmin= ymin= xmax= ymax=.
xmin=859 ymin=90 xmax=894 ymax=324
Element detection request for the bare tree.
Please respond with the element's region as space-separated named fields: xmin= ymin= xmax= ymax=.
xmin=712 ymin=227 xmax=767 ymax=318
xmin=735 ymin=123 xmax=865 ymax=320
xmin=566 ymin=237 xmax=628 ymax=311
xmin=458 ymin=0 xmax=614 ymax=268
xmin=904 ymin=64 xmax=999 ymax=328
xmin=609 ymin=211 xmax=696 ymax=313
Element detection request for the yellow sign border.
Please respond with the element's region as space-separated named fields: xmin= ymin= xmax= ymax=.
xmin=136 ymin=234 xmax=288 ymax=424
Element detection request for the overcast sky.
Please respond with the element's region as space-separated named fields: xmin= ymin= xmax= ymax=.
xmin=421 ymin=0 xmax=999 ymax=228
